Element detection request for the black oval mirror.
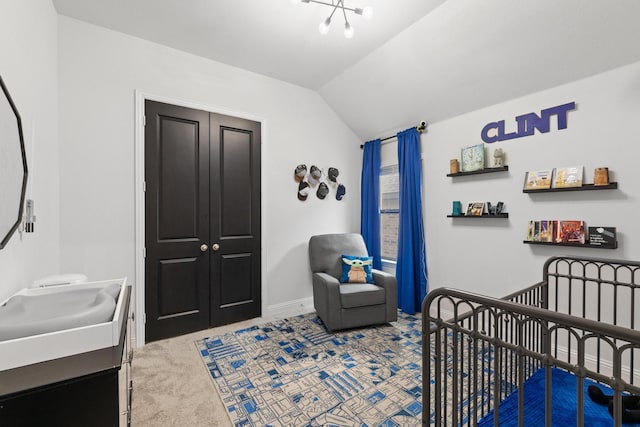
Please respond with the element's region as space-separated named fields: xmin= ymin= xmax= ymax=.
xmin=0 ymin=75 xmax=28 ymax=249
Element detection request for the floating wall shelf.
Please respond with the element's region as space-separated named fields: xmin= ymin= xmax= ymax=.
xmin=523 ymin=182 xmax=618 ymax=193
xmin=448 ymin=213 xmax=509 ymax=219
xmin=523 ymin=240 xmax=618 ymax=249
xmin=447 ymin=166 xmax=509 ymax=177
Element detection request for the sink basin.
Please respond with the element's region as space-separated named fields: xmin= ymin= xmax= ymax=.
xmin=0 ymin=278 xmax=127 ymax=372
xmin=0 ymin=282 xmax=121 ymax=341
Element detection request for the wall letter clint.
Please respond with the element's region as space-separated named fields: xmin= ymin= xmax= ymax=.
xmin=481 ymin=102 xmax=576 ymax=143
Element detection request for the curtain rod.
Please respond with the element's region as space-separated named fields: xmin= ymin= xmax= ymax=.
xmin=359 ymin=121 xmax=427 ymax=149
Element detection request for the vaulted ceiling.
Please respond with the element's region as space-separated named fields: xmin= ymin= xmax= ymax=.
xmin=52 ymin=0 xmax=445 ymax=89
xmin=53 ymin=0 xmax=640 ymax=140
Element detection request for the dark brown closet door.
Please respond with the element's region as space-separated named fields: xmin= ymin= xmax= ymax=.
xmin=145 ymin=101 xmax=210 ymax=342
xmin=209 ymin=113 xmax=261 ymax=326
xmin=145 ymin=101 xmax=261 ymax=342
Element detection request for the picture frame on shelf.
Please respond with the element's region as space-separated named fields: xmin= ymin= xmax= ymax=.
xmin=460 ymin=144 xmax=485 ymax=172
xmin=552 ymin=166 xmax=583 ymax=188
xmin=588 ymin=226 xmax=617 ymax=248
xmin=525 ymin=220 xmax=535 ymax=241
xmin=487 ymin=201 xmax=505 ymax=215
xmin=537 ymin=220 xmax=554 ymax=242
xmin=466 ymin=202 xmax=485 ymax=216
xmin=556 ymin=220 xmax=586 ymax=244
xmin=523 ymin=169 xmax=553 ymax=190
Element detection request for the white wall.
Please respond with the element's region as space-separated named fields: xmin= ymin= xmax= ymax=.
xmin=0 ymin=0 xmax=60 ymax=300
xmin=424 ymin=62 xmax=640 ymax=297
xmin=57 ymin=17 xmax=361 ymax=323
xmin=319 ymin=0 xmax=640 ymax=142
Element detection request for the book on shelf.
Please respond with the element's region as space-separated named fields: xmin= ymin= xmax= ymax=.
xmin=552 ymin=166 xmax=583 ymax=188
xmin=556 ymin=220 xmax=586 ymax=244
xmin=526 ymin=220 xmax=555 ymax=242
xmin=588 ymin=226 xmax=617 ymax=248
xmin=526 ymin=220 xmax=534 ymax=241
xmin=466 ymin=202 xmax=485 ymax=216
xmin=524 ymin=170 xmax=553 ymax=190
xmin=537 ymin=220 xmax=555 ymax=242
xmin=460 ymin=144 xmax=485 ymax=172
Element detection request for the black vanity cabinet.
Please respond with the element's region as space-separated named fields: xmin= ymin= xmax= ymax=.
xmin=0 ymin=287 xmax=132 ymax=426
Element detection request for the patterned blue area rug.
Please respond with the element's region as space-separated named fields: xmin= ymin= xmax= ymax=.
xmin=196 ymin=312 xmax=423 ymax=427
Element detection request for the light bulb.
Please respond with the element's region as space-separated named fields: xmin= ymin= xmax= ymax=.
xmin=344 ymin=22 xmax=354 ymax=38
xmin=319 ymin=17 xmax=331 ymax=35
xmin=362 ymin=7 xmax=373 ymax=19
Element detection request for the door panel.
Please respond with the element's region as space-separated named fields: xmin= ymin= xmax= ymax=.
xmin=158 ymin=118 xmax=200 ymax=240
xmin=220 ymin=128 xmax=253 ymax=236
xmin=210 ymin=113 xmax=261 ymax=326
xmin=219 ymin=253 xmax=253 ymax=306
xmin=145 ymin=101 xmax=210 ymax=342
xmin=157 ymin=257 xmax=200 ymax=318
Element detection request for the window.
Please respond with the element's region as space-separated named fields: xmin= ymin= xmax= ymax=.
xmin=380 ymin=165 xmax=399 ymax=262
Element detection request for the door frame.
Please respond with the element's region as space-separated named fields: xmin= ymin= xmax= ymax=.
xmin=134 ymin=90 xmax=266 ymax=347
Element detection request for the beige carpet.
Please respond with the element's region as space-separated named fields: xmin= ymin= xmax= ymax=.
xmin=131 ymin=317 xmax=277 ymax=426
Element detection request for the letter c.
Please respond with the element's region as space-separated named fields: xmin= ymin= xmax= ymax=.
xmin=481 ymin=122 xmax=499 ymax=143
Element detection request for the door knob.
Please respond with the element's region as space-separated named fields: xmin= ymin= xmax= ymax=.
xmin=211 ymin=243 xmax=220 ymax=251
xmin=200 ymin=244 xmax=208 ymax=252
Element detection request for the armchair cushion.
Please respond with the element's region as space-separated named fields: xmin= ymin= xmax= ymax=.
xmin=339 ymin=255 xmax=374 ymax=283
xmin=339 ymin=283 xmax=385 ymax=308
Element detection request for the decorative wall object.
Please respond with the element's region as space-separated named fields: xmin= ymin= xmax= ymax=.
xmin=588 ymin=227 xmax=617 ymax=248
xmin=523 ymin=170 xmax=553 ymax=190
xmin=552 ymin=166 xmax=583 ymax=189
xmin=465 ymin=202 xmax=485 ymax=216
xmin=460 ymin=144 xmax=485 ymax=172
xmin=492 ymin=148 xmax=505 ymax=167
xmin=449 ymin=159 xmax=459 ymax=174
xmin=294 ymin=164 xmax=307 ymax=182
xmin=298 ymin=181 xmax=310 ymax=201
xmin=316 ymin=182 xmax=329 ymax=199
xmin=293 ymin=164 xmax=345 ymax=201
xmin=486 ymin=201 xmax=504 ymax=215
xmin=452 ymin=201 xmax=462 ymax=216
xmin=594 ymin=167 xmax=610 ymax=186
xmin=0 ymin=75 xmax=28 ymax=250
xmin=308 ymin=165 xmax=322 ymax=186
xmin=481 ymin=101 xmax=576 ymax=143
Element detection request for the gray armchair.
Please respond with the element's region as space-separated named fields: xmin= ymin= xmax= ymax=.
xmin=308 ymin=233 xmax=397 ymax=332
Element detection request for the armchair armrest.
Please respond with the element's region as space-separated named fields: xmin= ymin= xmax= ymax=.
xmin=312 ymin=272 xmax=342 ymax=331
xmin=372 ymin=269 xmax=398 ymax=322
xmin=372 ymin=269 xmax=395 ymax=290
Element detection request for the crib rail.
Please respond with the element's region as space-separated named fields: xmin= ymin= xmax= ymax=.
xmin=542 ymin=256 xmax=640 ymax=380
xmin=423 ymin=256 xmax=640 ymax=427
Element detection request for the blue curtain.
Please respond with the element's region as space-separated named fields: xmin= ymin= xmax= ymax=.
xmin=396 ymin=128 xmax=428 ymax=314
xmin=360 ymin=139 xmax=382 ymax=270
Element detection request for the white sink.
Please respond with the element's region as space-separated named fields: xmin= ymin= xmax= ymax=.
xmin=0 ymin=278 xmax=128 ymax=372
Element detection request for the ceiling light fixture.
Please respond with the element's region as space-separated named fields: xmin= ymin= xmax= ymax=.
xmin=292 ymin=0 xmax=372 ymax=38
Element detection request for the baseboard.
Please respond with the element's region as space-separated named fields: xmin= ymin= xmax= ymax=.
xmin=263 ymin=297 xmax=315 ymax=321
xmin=554 ymin=344 xmax=640 ymax=381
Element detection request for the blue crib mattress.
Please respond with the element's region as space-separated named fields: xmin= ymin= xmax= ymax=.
xmin=477 ymin=367 xmax=640 ymax=426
